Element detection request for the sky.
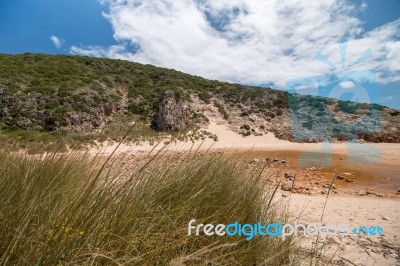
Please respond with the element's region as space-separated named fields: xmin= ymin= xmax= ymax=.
xmin=0 ymin=0 xmax=399 ymax=109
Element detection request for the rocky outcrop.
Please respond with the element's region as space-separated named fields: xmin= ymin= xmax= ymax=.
xmin=153 ymin=90 xmax=189 ymax=131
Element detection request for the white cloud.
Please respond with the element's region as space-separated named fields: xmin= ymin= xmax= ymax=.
xmin=70 ymin=0 xmax=400 ymax=88
xmin=385 ymin=96 xmax=395 ymax=101
xmin=380 ymin=95 xmax=400 ymax=102
xmin=360 ymin=1 xmax=368 ymax=11
xmin=386 ymin=41 xmax=400 ymax=72
xmin=339 ymin=81 xmax=355 ymax=89
xmin=50 ymin=35 xmax=63 ymax=49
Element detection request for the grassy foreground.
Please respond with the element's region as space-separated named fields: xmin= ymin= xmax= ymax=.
xmin=0 ymin=148 xmax=302 ymax=265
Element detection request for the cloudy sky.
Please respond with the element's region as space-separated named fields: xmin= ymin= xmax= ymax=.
xmin=1 ymin=0 xmax=399 ymax=108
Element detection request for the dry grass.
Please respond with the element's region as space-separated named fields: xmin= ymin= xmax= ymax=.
xmin=0 ymin=146 xmax=307 ymax=265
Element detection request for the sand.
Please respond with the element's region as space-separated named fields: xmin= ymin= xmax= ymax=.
xmin=91 ymin=121 xmax=400 ymax=191
xmin=92 ymin=121 xmax=400 ymax=160
xmin=286 ymin=193 xmax=399 ymax=265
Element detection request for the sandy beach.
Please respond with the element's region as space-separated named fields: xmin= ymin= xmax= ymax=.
xmin=287 ymin=193 xmax=400 ymax=265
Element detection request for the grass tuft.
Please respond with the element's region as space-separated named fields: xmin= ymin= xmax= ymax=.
xmin=0 ymin=148 xmax=303 ymax=265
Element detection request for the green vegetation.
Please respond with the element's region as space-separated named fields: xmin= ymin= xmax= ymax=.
xmin=1 ymin=53 xmax=397 ymax=144
xmin=242 ymin=131 xmax=251 ymax=137
xmin=239 ymin=124 xmax=253 ymax=137
xmin=0 ymin=148 xmax=303 ymax=265
xmin=302 ymin=121 xmax=313 ymax=130
xmin=0 ymin=116 xmax=221 ymax=152
xmin=0 ymin=53 xmax=285 ymax=130
xmin=240 ymin=124 xmax=251 ymax=131
xmin=213 ymin=100 xmax=229 ymax=119
xmin=197 ymin=90 xmax=212 ymax=104
xmin=337 ymin=100 xmax=360 ymax=114
xmin=0 ymin=53 xmax=279 ymax=123
xmin=0 ymin=116 xmax=162 ymax=151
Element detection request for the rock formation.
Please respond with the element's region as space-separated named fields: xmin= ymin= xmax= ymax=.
xmin=153 ymin=90 xmax=188 ymax=131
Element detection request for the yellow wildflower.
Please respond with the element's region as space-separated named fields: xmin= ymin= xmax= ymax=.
xmin=62 ymin=226 xmax=72 ymax=233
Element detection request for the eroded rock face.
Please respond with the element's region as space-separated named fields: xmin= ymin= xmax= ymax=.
xmin=153 ymin=90 xmax=188 ymax=131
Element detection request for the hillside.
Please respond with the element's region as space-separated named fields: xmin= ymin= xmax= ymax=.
xmin=0 ymin=53 xmax=399 ymax=147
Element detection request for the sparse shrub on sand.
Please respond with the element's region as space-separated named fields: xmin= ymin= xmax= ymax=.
xmin=240 ymin=124 xmax=251 ymax=131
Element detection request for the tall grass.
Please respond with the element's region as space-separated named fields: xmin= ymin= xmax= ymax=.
xmin=0 ymin=148 xmax=301 ymax=265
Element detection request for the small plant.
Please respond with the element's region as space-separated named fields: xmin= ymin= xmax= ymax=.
xmin=265 ymin=111 xmax=276 ymax=118
xmin=242 ymin=131 xmax=251 ymax=137
xmin=240 ymin=124 xmax=251 ymax=131
xmin=274 ymin=131 xmax=284 ymax=139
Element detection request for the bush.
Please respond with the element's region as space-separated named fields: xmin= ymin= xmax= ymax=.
xmin=302 ymin=121 xmax=313 ymax=130
xmin=213 ymin=101 xmax=229 ymax=120
xmin=265 ymin=111 xmax=276 ymax=118
xmin=242 ymin=131 xmax=251 ymax=137
xmin=338 ymin=100 xmax=359 ymax=114
xmin=198 ymin=91 xmax=211 ymax=104
xmin=240 ymin=124 xmax=251 ymax=131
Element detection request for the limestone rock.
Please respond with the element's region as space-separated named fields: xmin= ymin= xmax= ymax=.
xmin=281 ymin=181 xmax=292 ymax=191
xmin=153 ymin=90 xmax=189 ymax=131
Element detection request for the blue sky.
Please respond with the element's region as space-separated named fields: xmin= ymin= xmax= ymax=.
xmin=0 ymin=0 xmax=116 ymax=54
xmin=0 ymin=0 xmax=399 ymax=109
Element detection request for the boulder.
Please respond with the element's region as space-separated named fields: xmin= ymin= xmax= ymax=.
xmin=284 ymin=172 xmax=296 ymax=179
xmin=153 ymin=90 xmax=189 ymax=131
xmin=281 ymin=181 xmax=292 ymax=191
